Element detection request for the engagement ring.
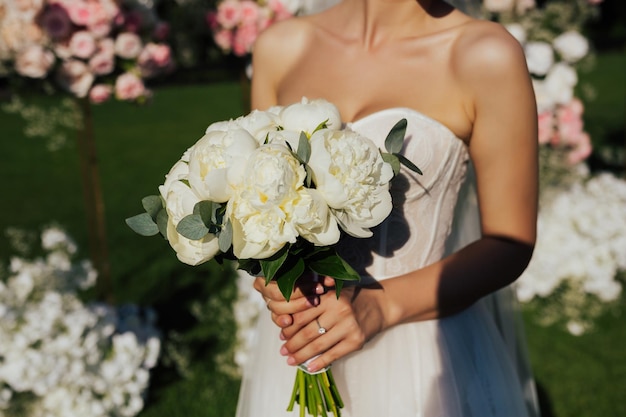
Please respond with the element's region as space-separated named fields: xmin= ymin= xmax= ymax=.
xmin=316 ymin=318 xmax=327 ymax=335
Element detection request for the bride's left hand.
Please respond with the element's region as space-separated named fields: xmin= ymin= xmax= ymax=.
xmin=256 ymin=276 xmax=386 ymax=373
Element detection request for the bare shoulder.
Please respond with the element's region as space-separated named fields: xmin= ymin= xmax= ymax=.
xmin=252 ymin=16 xmax=318 ymax=67
xmin=451 ymin=20 xmax=528 ymax=83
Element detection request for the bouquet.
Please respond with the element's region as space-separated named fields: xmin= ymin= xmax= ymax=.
xmin=126 ymin=97 xmax=421 ymax=416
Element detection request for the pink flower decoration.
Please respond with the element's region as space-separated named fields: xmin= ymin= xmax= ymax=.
xmin=123 ymin=10 xmax=144 ymax=33
xmin=66 ymin=2 xmax=95 ymax=26
xmin=39 ymin=4 xmax=72 ymax=40
xmin=566 ymin=132 xmax=592 ymax=165
xmin=153 ymin=22 xmax=170 ymax=41
xmin=537 ymin=110 xmax=555 ymax=145
xmin=240 ymin=1 xmax=260 ymax=25
xmin=268 ymin=0 xmax=293 ymax=21
xmin=69 ymin=30 xmax=97 ymax=59
xmin=217 ymin=0 xmax=242 ymax=30
xmin=138 ymin=43 xmax=173 ymax=77
xmin=56 ymin=59 xmax=95 ymax=97
xmin=115 ymin=72 xmax=146 ymax=100
xmin=15 ymin=45 xmax=55 ymax=78
xmin=114 ymin=32 xmax=143 ymax=59
xmin=89 ymin=51 xmax=115 ymax=75
xmin=213 ymin=29 xmax=233 ymax=52
xmin=556 ymin=98 xmax=584 ymax=141
xmin=232 ymin=22 xmax=258 ymax=56
xmin=89 ymin=84 xmax=112 ymax=104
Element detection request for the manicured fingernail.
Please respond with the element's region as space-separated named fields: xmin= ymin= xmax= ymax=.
xmin=307 ymin=362 xmax=319 ymax=373
xmin=287 ymin=356 xmax=296 ymax=365
xmin=306 ymin=297 xmax=319 ymax=307
xmin=279 ymin=332 xmax=286 ymax=340
xmin=280 ymin=345 xmax=288 ymax=356
xmin=280 ymin=316 xmax=291 ymax=326
xmin=316 ymin=284 xmax=324 ymax=294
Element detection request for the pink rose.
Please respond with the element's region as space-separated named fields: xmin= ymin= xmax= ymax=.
xmin=138 ymin=43 xmax=172 ymax=77
xmin=232 ymin=23 xmax=258 ymax=56
xmin=15 ymin=45 xmax=55 ymax=78
xmin=240 ymin=1 xmax=260 ymax=25
xmin=213 ymin=29 xmax=233 ymax=52
xmin=89 ymin=84 xmax=112 ymax=104
xmin=216 ymin=0 xmax=242 ymax=30
xmin=56 ymin=59 xmax=95 ymax=97
xmin=114 ymin=32 xmax=143 ymax=59
xmin=88 ymin=20 xmax=113 ymax=38
xmin=69 ymin=30 xmax=97 ymax=59
xmin=66 ymin=2 xmax=95 ymax=26
xmin=268 ymin=0 xmax=293 ymax=21
xmin=88 ymin=51 xmax=115 ymax=75
xmin=98 ymin=38 xmax=115 ymax=55
xmin=38 ymin=3 xmax=72 ymax=40
xmin=115 ymin=72 xmax=145 ymax=100
xmin=566 ymin=132 xmax=592 ymax=165
xmin=556 ymin=99 xmax=584 ymax=140
xmin=537 ymin=110 xmax=555 ymax=145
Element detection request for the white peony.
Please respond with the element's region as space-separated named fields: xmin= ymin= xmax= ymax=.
xmin=163 ymin=181 xmax=220 ymax=265
xmin=187 ymin=128 xmax=259 ymax=203
xmin=308 ymin=128 xmax=394 ymax=238
xmin=233 ymin=109 xmax=282 ymax=142
xmin=279 ymin=97 xmax=342 ymax=136
xmin=524 ymin=41 xmax=554 ymax=76
xmin=158 ymin=159 xmax=190 ymax=201
xmin=553 ymin=30 xmax=589 ymax=63
xmin=228 ymin=144 xmax=333 ymax=259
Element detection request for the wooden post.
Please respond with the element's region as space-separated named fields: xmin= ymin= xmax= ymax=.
xmin=75 ymin=97 xmax=113 ymax=303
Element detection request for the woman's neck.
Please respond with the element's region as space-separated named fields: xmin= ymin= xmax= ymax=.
xmin=336 ymin=0 xmax=451 ymax=49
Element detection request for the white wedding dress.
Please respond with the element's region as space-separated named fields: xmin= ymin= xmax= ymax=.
xmin=235 ymin=108 xmax=540 ymax=417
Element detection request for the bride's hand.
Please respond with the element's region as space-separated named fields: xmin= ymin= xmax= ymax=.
xmin=252 ymin=273 xmax=327 ymax=328
xmin=276 ymin=279 xmax=386 ymax=374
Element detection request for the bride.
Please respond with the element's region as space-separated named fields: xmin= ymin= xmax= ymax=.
xmin=237 ymin=0 xmax=540 ymax=416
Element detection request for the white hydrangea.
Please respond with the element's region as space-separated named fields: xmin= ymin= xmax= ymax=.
xmin=516 ymin=173 xmax=626 ymax=334
xmin=0 ymin=227 xmax=161 ymax=417
xmin=553 ymin=30 xmax=589 ymax=63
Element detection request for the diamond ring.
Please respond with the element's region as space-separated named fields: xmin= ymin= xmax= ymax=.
xmin=316 ymin=318 xmax=327 ymax=335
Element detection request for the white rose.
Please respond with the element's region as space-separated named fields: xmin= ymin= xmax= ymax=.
xmin=308 ymin=128 xmax=393 ymax=238
xmin=187 ymin=128 xmax=259 ymax=203
xmin=114 ymin=32 xmax=143 ymax=59
xmin=279 ymin=97 xmax=342 ymax=135
xmin=545 ymin=62 xmax=577 ymax=105
xmin=163 ymin=181 xmax=220 ymax=265
xmin=228 ymin=144 xmax=320 ymax=259
xmin=14 ymin=45 xmax=55 ymax=78
xmin=524 ymin=41 xmax=554 ymax=76
xmin=553 ymin=30 xmax=589 ymax=63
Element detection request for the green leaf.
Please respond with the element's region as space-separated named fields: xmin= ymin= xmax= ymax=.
xmin=141 ymin=195 xmax=162 ymax=219
xmin=297 ymin=131 xmax=311 ymax=163
xmin=194 ymin=200 xmax=215 ymax=226
xmin=261 ymin=248 xmax=289 ymax=283
xmin=384 ymin=118 xmax=407 ymax=154
xmin=176 ymin=214 xmax=210 ymax=240
xmin=156 ymin=208 xmax=168 ymax=238
xmin=218 ymin=220 xmax=233 ymax=253
xmin=126 ymin=213 xmax=160 ymax=236
xmin=304 ymin=163 xmax=315 ymax=188
xmin=275 ymin=257 xmax=306 ymax=301
xmin=395 ymin=153 xmax=423 ymax=175
xmin=334 ymin=279 xmax=345 ymax=299
xmin=381 ymin=152 xmax=401 ymax=176
xmin=307 ymin=248 xmax=361 ymax=282
xmin=238 ymin=259 xmax=261 ymax=276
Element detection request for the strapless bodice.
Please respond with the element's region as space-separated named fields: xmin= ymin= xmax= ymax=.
xmin=337 ymin=108 xmax=471 ymax=281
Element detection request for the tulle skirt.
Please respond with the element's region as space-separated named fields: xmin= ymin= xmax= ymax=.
xmin=235 ymin=292 xmax=538 ymax=417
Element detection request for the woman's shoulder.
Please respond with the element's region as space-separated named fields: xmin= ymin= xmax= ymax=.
xmin=451 ymin=19 xmax=528 ymax=80
xmin=253 ymin=15 xmax=318 ymax=60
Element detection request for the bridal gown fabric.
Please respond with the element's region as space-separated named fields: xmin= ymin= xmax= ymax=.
xmin=235 ymin=108 xmax=540 ymax=417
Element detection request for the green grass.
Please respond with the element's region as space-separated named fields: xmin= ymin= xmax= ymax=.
xmin=0 ymin=52 xmax=624 ymax=417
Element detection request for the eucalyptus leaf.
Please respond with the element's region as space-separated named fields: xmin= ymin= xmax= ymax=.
xmin=381 ymin=152 xmax=401 ymax=176
xmin=297 ymin=132 xmax=311 ymax=163
xmin=304 ymin=163 xmax=315 ymax=188
xmin=218 ymin=221 xmax=233 ymax=253
xmin=156 ymin=208 xmax=168 ymax=238
xmin=176 ymin=214 xmax=210 ymax=240
xmin=396 ymin=153 xmax=423 ymax=175
xmin=194 ymin=200 xmax=215 ymax=226
xmin=125 ymin=213 xmax=159 ymax=236
xmin=141 ymin=195 xmax=162 ymax=220
xmin=384 ymin=118 xmax=407 ymax=154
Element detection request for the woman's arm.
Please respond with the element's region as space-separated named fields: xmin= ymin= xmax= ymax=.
xmin=257 ymin=25 xmax=539 ymax=373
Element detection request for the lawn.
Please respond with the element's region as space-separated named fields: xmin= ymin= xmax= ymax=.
xmin=0 ymin=51 xmax=624 ymax=417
